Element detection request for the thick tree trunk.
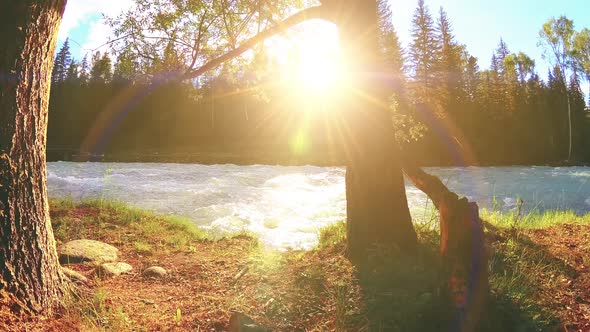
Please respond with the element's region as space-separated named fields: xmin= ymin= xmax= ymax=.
xmin=0 ymin=0 xmax=67 ymax=314
xmin=323 ymin=0 xmax=417 ymax=264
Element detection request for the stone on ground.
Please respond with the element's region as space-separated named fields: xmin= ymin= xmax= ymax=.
xmin=228 ymin=312 xmax=270 ymax=332
xmin=97 ymin=262 xmax=133 ymax=278
xmin=142 ymin=266 xmax=167 ymax=278
xmin=58 ymin=239 xmax=118 ymax=263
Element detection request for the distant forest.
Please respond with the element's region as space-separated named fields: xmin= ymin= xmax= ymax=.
xmin=47 ymin=0 xmax=590 ymax=166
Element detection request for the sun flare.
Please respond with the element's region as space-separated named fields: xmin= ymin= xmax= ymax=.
xmin=265 ymin=21 xmax=346 ymax=98
xmin=294 ymin=48 xmax=343 ymax=93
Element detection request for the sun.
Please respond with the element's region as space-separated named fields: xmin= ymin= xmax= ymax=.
xmin=295 ymin=46 xmax=342 ymax=93
xmin=265 ymin=20 xmax=346 ymax=98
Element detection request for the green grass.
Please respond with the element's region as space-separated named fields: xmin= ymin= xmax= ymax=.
xmin=317 ymin=220 xmax=346 ymax=249
xmin=311 ymin=208 xmax=590 ymax=332
xmin=50 ymin=198 xmax=207 ymax=248
xmin=482 ymin=208 xmax=590 ymax=228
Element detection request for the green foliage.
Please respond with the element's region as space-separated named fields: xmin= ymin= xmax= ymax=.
xmin=539 ymin=16 xmax=575 ymax=72
xmin=573 ymin=28 xmax=590 ymax=103
xmin=105 ymin=0 xmax=304 ymax=79
xmin=90 ymin=51 xmax=113 ymax=83
xmin=49 ymin=5 xmax=590 ymax=165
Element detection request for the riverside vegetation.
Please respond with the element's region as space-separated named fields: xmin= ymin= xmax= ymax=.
xmin=1 ymin=198 xmax=588 ymax=331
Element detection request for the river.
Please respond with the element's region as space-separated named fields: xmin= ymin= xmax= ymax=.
xmin=47 ymin=162 xmax=590 ymax=249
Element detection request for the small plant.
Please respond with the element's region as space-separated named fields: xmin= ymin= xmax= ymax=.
xmin=318 ymin=221 xmax=346 ymax=248
xmin=133 ymin=241 xmax=153 ymax=254
xmin=173 ymin=308 xmax=182 ymax=326
xmin=510 ymin=197 xmax=525 ymax=238
xmin=492 ymin=194 xmax=499 ymax=213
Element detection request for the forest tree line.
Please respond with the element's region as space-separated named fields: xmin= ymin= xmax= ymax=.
xmin=47 ymin=0 xmax=590 ymax=165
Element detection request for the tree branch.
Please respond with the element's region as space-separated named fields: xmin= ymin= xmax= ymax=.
xmin=180 ymin=5 xmax=324 ymax=81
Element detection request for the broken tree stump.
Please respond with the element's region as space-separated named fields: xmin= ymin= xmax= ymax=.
xmin=403 ymin=163 xmax=488 ymax=332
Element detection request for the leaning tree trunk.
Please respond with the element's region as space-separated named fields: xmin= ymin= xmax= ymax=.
xmin=0 ymin=0 xmax=67 ymax=314
xmin=322 ymin=0 xmax=418 ymax=265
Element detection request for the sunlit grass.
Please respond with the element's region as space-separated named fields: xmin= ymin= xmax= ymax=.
xmin=482 ymin=208 xmax=590 ymax=228
xmin=63 ymin=287 xmax=131 ymax=331
xmin=312 ymin=218 xmax=564 ymax=331
xmin=49 ymin=198 xmax=207 ymax=251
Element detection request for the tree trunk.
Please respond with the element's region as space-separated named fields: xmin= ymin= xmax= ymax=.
xmin=323 ymin=0 xmax=417 ymax=265
xmin=0 ymin=0 xmax=67 ymax=314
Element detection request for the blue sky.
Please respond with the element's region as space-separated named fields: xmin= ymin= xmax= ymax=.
xmin=57 ymin=0 xmax=589 ymax=96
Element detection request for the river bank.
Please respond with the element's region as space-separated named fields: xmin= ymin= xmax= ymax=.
xmin=2 ymin=199 xmax=589 ymax=331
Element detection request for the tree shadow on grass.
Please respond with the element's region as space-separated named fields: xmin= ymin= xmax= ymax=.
xmin=247 ymin=224 xmax=568 ymax=331
xmin=351 ymin=229 xmax=563 ymax=332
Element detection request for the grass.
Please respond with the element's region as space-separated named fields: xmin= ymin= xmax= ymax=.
xmin=44 ymin=198 xmax=590 ymax=331
xmin=482 ymin=208 xmax=590 ymax=228
xmin=309 ymin=207 xmax=590 ymax=331
xmin=51 ymin=197 xmax=207 ymax=250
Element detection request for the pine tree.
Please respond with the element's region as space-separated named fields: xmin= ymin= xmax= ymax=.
xmin=464 ymin=56 xmax=479 ymax=103
xmin=114 ymin=49 xmax=139 ymax=82
xmin=569 ymin=74 xmax=587 ymax=159
xmin=52 ymin=38 xmax=72 ymax=84
xmin=495 ymin=38 xmax=510 ymax=73
xmin=377 ymin=0 xmax=405 ymax=85
xmin=502 ymin=53 xmax=520 ymax=114
xmin=79 ymin=54 xmax=89 ymax=84
xmin=65 ymin=60 xmax=79 ymax=82
xmin=408 ymin=0 xmax=438 ymax=91
xmin=435 ymin=7 xmax=465 ymax=114
xmin=90 ymin=51 xmax=113 ymax=83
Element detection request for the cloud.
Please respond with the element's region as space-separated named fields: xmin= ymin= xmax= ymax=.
xmin=58 ymin=0 xmax=134 ymax=57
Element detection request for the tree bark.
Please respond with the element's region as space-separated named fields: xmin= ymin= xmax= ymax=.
xmin=322 ymin=0 xmax=418 ymax=264
xmin=404 ymin=163 xmax=488 ymax=331
xmin=0 ymin=0 xmax=67 ymax=314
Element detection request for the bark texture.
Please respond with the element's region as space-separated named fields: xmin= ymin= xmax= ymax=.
xmin=404 ymin=163 xmax=488 ymax=331
xmin=321 ymin=0 xmax=418 ymax=264
xmin=0 ymin=0 xmax=67 ymax=314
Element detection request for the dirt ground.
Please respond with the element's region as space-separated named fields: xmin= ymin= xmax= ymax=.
xmin=523 ymin=224 xmax=590 ymax=332
xmin=2 ymin=220 xmax=590 ymax=331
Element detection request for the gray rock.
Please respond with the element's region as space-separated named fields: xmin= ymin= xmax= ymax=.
xmin=62 ymin=267 xmax=88 ymax=284
xmin=97 ymin=262 xmax=133 ymax=278
xmin=228 ymin=312 xmax=270 ymax=332
xmin=142 ymin=266 xmax=167 ymax=278
xmin=58 ymin=239 xmax=118 ymax=263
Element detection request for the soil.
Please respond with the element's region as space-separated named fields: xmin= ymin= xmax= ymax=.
xmin=523 ymin=224 xmax=590 ymax=332
xmin=1 ymin=217 xmax=589 ymax=331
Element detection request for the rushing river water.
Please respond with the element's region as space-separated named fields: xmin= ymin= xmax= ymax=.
xmin=47 ymin=162 xmax=590 ymax=249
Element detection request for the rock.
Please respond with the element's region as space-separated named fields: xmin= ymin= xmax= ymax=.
xmin=62 ymin=267 xmax=88 ymax=284
xmin=97 ymin=262 xmax=133 ymax=278
xmin=142 ymin=266 xmax=167 ymax=278
xmin=58 ymin=239 xmax=118 ymax=264
xmin=228 ymin=312 xmax=270 ymax=332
